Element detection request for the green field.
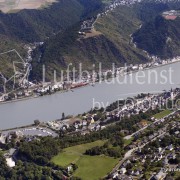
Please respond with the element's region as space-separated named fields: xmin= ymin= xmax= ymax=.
xmin=153 ymin=109 xmax=172 ymax=119
xmin=124 ymin=137 xmax=134 ymax=146
xmin=51 ymin=140 xmax=119 ymax=180
xmin=74 ymin=155 xmax=118 ymax=180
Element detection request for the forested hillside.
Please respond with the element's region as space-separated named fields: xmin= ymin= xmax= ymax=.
xmin=0 ymin=0 xmax=180 ymax=81
xmin=0 ymin=0 xmax=102 ymax=42
xmin=32 ymin=1 xmax=180 ymax=80
xmin=133 ymin=16 xmax=180 ymax=58
xmin=31 ymin=5 xmax=148 ymax=80
xmin=0 ymin=0 xmax=103 ymax=81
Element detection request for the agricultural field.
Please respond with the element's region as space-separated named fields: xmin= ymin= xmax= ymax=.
xmin=51 ymin=140 xmax=119 ymax=180
xmin=0 ymin=0 xmax=56 ymax=13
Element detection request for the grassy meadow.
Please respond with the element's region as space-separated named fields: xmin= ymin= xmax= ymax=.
xmin=51 ymin=140 xmax=119 ymax=180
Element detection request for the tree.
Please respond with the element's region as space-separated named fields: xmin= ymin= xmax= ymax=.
xmin=34 ymin=120 xmax=40 ymax=126
xmin=72 ymin=164 xmax=78 ymax=171
xmin=61 ymin=112 xmax=65 ymax=120
xmin=8 ymin=93 xmax=15 ymax=100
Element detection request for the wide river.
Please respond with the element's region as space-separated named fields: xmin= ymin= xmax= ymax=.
xmin=1 ymin=62 xmax=180 ymax=129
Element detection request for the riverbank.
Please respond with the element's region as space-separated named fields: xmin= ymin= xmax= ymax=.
xmin=0 ymin=60 xmax=180 ymax=130
xmin=0 ymin=59 xmax=180 ymax=106
xmin=0 ymin=84 xmax=92 ymax=105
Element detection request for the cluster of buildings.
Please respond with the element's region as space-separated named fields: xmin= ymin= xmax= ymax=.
xmin=46 ymin=113 xmax=106 ymax=135
xmin=79 ymin=0 xmax=180 ymax=36
xmin=47 ymin=119 xmax=71 ymax=131
xmin=105 ymin=88 xmax=177 ymax=124
xmin=34 ymin=82 xmax=63 ymax=94
xmin=111 ymin=143 xmax=179 ymax=179
xmin=8 ymin=54 xmax=178 ymax=103
xmin=108 ymin=0 xmax=142 ymax=7
xmin=78 ymin=0 xmax=143 ymax=37
xmin=111 ymin=0 xmax=178 ymax=7
xmin=46 ymin=88 xmax=179 ymax=137
xmin=1 ymin=0 xmax=180 ymax=103
xmin=79 ymin=17 xmax=97 ymax=35
xmin=110 ymin=113 xmax=180 ymax=180
xmin=114 ymin=56 xmax=180 ymax=77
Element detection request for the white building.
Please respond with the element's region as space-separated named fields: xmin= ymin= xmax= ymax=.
xmin=6 ymin=157 xmax=15 ymax=168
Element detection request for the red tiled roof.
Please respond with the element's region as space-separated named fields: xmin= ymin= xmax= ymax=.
xmin=164 ymin=15 xmax=177 ymax=20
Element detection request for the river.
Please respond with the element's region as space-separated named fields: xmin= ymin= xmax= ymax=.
xmin=0 ymin=62 xmax=180 ymax=130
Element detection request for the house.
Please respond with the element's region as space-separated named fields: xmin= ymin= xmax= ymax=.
xmin=112 ymin=171 xmax=119 ymax=179
xmin=120 ymin=168 xmax=127 ymax=174
xmin=163 ymin=157 xmax=169 ymax=165
xmin=67 ymin=165 xmax=73 ymax=173
xmin=9 ymin=148 xmax=16 ymax=156
xmin=87 ymin=116 xmax=95 ymax=124
xmin=152 ymin=171 xmax=167 ymax=180
xmin=167 ymin=144 xmax=173 ymax=151
xmin=158 ymin=147 xmax=162 ymax=153
xmin=82 ymin=120 xmax=87 ymax=126
xmin=168 ymin=153 xmax=176 ymax=160
xmin=88 ymin=124 xmax=96 ymax=131
xmin=0 ymin=134 xmax=6 ymax=144
xmin=117 ymin=174 xmax=133 ymax=180
xmin=6 ymin=157 xmax=15 ymax=168
xmin=4 ymin=148 xmax=16 ymax=168
xmin=134 ymin=170 xmax=140 ymax=176
xmin=157 ymin=154 xmax=163 ymax=161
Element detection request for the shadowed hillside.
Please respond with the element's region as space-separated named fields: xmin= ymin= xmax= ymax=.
xmin=133 ymin=15 xmax=180 ymax=58
xmin=31 ymin=5 xmax=148 ymax=80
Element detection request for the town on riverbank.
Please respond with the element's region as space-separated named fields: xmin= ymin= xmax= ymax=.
xmin=0 ymin=88 xmax=179 ymax=179
xmin=0 ymin=55 xmax=180 ymax=104
xmin=0 ymin=0 xmax=180 ymax=104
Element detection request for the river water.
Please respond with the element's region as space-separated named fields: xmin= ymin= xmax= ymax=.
xmin=0 ymin=62 xmax=180 ymax=129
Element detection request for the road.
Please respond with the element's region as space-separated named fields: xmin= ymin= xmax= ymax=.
xmin=124 ymin=111 xmax=175 ymax=140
